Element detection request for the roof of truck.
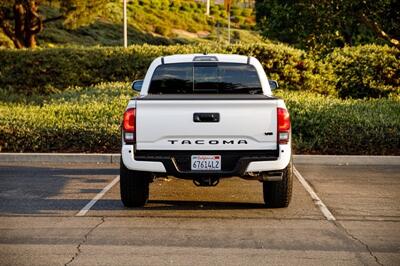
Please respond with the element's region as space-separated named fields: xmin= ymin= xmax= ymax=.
xmin=161 ymin=54 xmax=251 ymax=64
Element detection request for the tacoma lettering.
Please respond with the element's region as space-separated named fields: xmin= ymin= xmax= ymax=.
xmin=168 ymin=140 xmax=248 ymax=145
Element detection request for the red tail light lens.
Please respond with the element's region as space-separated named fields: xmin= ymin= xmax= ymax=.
xmin=123 ymin=108 xmax=136 ymax=144
xmin=123 ymin=108 xmax=136 ymax=132
xmin=277 ymin=107 xmax=290 ymax=144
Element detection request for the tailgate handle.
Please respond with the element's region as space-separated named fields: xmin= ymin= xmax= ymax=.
xmin=193 ymin=113 xmax=220 ymax=123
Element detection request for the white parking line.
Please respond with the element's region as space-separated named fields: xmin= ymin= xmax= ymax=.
xmin=76 ymin=175 xmax=120 ymax=217
xmin=293 ymin=167 xmax=336 ymax=221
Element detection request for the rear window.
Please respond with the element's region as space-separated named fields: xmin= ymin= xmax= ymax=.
xmin=148 ymin=63 xmax=262 ymax=94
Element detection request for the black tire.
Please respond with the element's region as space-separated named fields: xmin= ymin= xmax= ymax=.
xmin=263 ymin=159 xmax=293 ymax=208
xmin=120 ymin=159 xmax=151 ymax=207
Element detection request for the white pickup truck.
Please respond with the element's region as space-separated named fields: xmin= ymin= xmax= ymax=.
xmin=120 ymin=54 xmax=292 ymax=208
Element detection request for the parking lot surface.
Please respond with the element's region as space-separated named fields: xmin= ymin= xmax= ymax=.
xmin=0 ymin=161 xmax=399 ymax=265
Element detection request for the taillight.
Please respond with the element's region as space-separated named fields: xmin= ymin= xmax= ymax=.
xmin=277 ymin=107 xmax=290 ymax=144
xmin=123 ymin=108 xmax=136 ymax=143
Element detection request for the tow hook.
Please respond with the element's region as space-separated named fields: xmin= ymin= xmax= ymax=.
xmin=193 ymin=177 xmax=220 ymax=187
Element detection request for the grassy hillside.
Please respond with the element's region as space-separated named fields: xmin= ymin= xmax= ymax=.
xmin=3 ymin=0 xmax=262 ymax=48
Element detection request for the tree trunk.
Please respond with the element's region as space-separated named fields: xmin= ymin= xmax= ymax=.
xmin=24 ymin=1 xmax=39 ymax=48
xmin=4 ymin=0 xmax=43 ymax=48
xmin=13 ymin=2 xmax=25 ymax=48
xmin=25 ymin=32 xmax=36 ymax=47
xmin=25 ymin=1 xmax=42 ymax=48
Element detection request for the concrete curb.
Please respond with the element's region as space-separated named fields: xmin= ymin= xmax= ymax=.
xmin=0 ymin=153 xmax=399 ymax=165
xmin=293 ymin=155 xmax=399 ymax=166
xmin=0 ymin=153 xmax=120 ymax=164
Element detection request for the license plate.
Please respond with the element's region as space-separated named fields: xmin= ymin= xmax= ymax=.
xmin=191 ymin=155 xmax=221 ymax=171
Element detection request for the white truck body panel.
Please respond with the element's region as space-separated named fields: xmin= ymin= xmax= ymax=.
xmin=135 ymin=100 xmax=277 ymax=151
xmin=122 ymin=145 xmax=167 ymax=172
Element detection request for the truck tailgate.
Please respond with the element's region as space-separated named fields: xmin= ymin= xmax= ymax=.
xmin=135 ymin=97 xmax=278 ymax=151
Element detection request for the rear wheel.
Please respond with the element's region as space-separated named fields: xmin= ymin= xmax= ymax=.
xmin=263 ymin=160 xmax=293 ymax=208
xmin=120 ymin=159 xmax=151 ymax=207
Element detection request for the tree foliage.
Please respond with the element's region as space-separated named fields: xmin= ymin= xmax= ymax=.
xmin=255 ymin=0 xmax=400 ymax=49
xmin=0 ymin=0 xmax=107 ymax=48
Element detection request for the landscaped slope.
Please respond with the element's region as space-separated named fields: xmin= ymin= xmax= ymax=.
xmin=28 ymin=0 xmax=261 ymax=47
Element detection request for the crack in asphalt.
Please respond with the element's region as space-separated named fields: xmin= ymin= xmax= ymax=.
xmin=333 ymin=221 xmax=384 ymax=266
xmin=65 ymin=217 xmax=105 ymax=266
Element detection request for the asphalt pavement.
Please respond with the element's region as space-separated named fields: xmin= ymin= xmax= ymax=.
xmin=0 ymin=159 xmax=399 ymax=265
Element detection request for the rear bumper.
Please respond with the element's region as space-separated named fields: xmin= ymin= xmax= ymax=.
xmin=121 ymin=144 xmax=291 ymax=177
xmin=121 ymin=145 xmax=167 ymax=172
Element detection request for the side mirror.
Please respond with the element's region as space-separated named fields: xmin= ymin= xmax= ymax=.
xmin=268 ymin=80 xmax=279 ymax=90
xmin=131 ymin=80 xmax=143 ymax=92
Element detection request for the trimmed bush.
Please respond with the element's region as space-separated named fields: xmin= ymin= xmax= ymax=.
xmin=210 ymin=9 xmax=220 ymax=16
xmin=0 ymin=83 xmax=129 ymax=153
xmin=326 ymin=44 xmax=400 ymax=99
xmin=154 ymin=25 xmax=171 ymax=36
xmin=242 ymin=8 xmax=253 ymax=17
xmin=231 ymin=7 xmax=242 ymax=17
xmin=228 ymin=43 xmax=336 ymax=95
xmin=276 ymin=90 xmax=400 ymax=155
xmin=0 ymin=83 xmax=399 ymax=154
xmin=0 ymin=43 xmax=335 ymax=95
xmin=1 ymin=44 xmax=397 ymax=98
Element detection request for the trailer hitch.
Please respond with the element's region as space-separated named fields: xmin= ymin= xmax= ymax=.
xmin=193 ymin=177 xmax=219 ymax=187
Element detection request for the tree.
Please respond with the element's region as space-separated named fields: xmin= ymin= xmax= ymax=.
xmin=0 ymin=0 xmax=107 ymax=48
xmin=255 ymin=0 xmax=400 ymax=49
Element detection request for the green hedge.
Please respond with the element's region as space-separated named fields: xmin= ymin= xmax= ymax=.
xmin=326 ymin=44 xmax=400 ymax=99
xmin=276 ymin=90 xmax=400 ymax=154
xmin=0 ymin=43 xmax=334 ymax=95
xmin=0 ymin=83 xmax=128 ymax=152
xmin=0 ymin=44 xmax=398 ymax=98
xmin=1 ymin=83 xmax=399 ymax=154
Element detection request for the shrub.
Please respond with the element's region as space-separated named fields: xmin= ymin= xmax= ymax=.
xmin=150 ymin=0 xmax=169 ymax=9
xmin=1 ymin=44 xmax=396 ymax=98
xmin=228 ymin=43 xmax=336 ymax=95
xmin=210 ymin=9 xmax=220 ymax=16
xmin=231 ymin=16 xmax=240 ymax=23
xmin=193 ymin=13 xmax=205 ymax=24
xmin=189 ymin=2 xmax=197 ymax=9
xmin=187 ymin=25 xmax=197 ymax=33
xmin=180 ymin=2 xmax=191 ymax=11
xmin=0 ymin=43 xmax=335 ymax=95
xmin=219 ymin=10 xmax=227 ymax=18
xmin=154 ymin=25 xmax=171 ymax=36
xmin=242 ymin=8 xmax=253 ymax=17
xmin=240 ymin=23 xmax=253 ymax=30
xmin=0 ymin=32 xmax=13 ymax=48
xmin=0 ymin=83 xmax=130 ymax=153
xmin=138 ymin=0 xmax=149 ymax=6
xmin=232 ymin=31 xmax=241 ymax=42
xmin=231 ymin=7 xmax=242 ymax=17
xmin=275 ymin=90 xmax=400 ymax=155
xmin=325 ymin=44 xmax=400 ymax=99
xmin=216 ymin=18 xmax=227 ymax=27
xmin=1 ymin=85 xmax=398 ymax=154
